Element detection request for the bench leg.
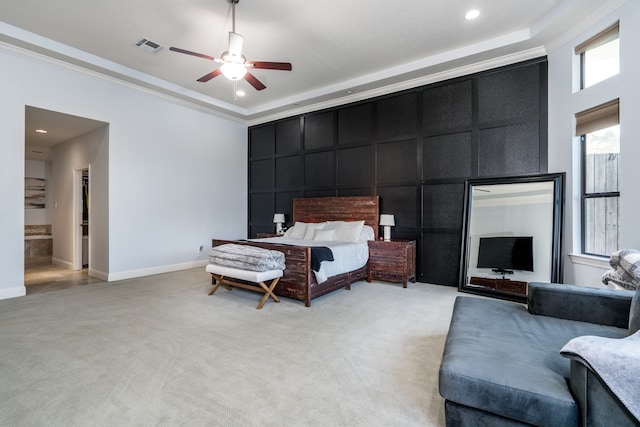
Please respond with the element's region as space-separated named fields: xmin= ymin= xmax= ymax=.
xmin=208 ymin=274 xmax=232 ymax=295
xmin=256 ymin=277 xmax=281 ymax=309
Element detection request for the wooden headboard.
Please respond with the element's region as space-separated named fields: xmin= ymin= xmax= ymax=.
xmin=292 ymin=196 xmax=380 ymax=239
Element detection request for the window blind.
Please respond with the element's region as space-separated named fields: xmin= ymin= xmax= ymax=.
xmin=575 ymin=98 xmax=619 ymax=136
xmin=574 ymin=22 xmax=619 ymax=55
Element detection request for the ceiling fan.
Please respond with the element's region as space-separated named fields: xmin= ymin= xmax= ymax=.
xmin=170 ymin=0 xmax=292 ymax=91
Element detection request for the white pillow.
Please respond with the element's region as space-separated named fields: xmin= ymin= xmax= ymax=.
xmin=359 ymin=225 xmax=375 ymax=241
xmin=313 ymin=229 xmax=335 ymax=241
xmin=303 ymin=222 xmax=326 ymax=240
xmin=324 ymin=220 xmax=365 ymax=242
xmin=285 ymin=222 xmax=308 ymax=239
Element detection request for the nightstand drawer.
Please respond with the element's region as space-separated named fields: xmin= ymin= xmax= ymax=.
xmin=369 ymin=248 xmax=405 ymax=261
xmin=369 ymin=270 xmax=405 ymax=282
xmin=368 ymin=241 xmax=408 ymax=252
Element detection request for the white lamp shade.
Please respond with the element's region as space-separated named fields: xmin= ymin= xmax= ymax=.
xmin=379 ymin=214 xmax=395 ymax=226
xmin=273 ymin=213 xmax=285 ymax=223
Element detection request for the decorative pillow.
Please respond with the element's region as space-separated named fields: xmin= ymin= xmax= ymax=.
xmin=313 ymin=229 xmax=335 ymax=241
xmin=359 ymin=225 xmax=375 ymax=241
xmin=324 ymin=220 xmax=365 ymax=242
xmin=285 ymin=222 xmax=308 ymax=239
xmin=303 ymin=222 xmax=326 ymax=240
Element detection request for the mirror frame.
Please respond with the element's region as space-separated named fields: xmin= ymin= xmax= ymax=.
xmin=459 ymin=172 xmax=565 ymax=302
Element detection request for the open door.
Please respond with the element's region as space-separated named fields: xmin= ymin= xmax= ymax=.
xmin=73 ymin=167 xmax=89 ymax=270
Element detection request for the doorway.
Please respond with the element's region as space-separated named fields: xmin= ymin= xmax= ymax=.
xmin=24 ymin=106 xmax=108 ymax=294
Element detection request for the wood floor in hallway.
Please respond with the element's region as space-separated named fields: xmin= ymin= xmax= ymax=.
xmin=25 ymin=260 xmax=104 ymax=295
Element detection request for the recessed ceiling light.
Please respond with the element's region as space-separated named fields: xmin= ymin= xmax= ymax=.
xmin=35 ymin=129 xmax=47 ymax=133
xmin=465 ymin=9 xmax=480 ymax=20
xmin=236 ymin=89 xmax=246 ymax=97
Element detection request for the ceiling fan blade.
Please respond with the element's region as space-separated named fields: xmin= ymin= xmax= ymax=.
xmin=228 ymin=32 xmax=244 ymax=58
xmin=246 ymin=61 xmax=292 ymax=71
xmin=169 ymin=47 xmax=217 ymax=61
xmin=197 ymin=68 xmax=223 ymax=82
xmin=244 ymin=71 xmax=266 ymax=91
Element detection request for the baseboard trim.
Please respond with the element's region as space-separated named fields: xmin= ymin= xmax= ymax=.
xmin=89 ymin=269 xmax=109 ymax=281
xmin=52 ymin=257 xmax=74 ymax=269
xmin=0 ymin=286 xmax=27 ymax=300
xmin=107 ymin=259 xmax=209 ymax=282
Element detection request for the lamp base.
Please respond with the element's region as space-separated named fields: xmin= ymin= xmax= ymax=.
xmin=383 ymin=226 xmax=391 ymax=241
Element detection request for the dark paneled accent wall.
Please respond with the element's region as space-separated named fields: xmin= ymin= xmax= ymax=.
xmin=248 ymin=58 xmax=548 ymax=286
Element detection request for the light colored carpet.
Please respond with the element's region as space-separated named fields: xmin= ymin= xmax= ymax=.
xmin=0 ymin=268 xmax=459 ymax=426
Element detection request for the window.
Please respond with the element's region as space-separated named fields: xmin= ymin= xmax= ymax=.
xmin=575 ymin=22 xmax=619 ymax=89
xmin=576 ymin=99 xmax=620 ymax=256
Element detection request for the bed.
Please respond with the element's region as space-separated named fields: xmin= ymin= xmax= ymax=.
xmin=212 ymin=195 xmax=379 ymax=307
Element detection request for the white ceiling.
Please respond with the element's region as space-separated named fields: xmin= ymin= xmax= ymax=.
xmin=2 ymin=0 xmax=623 ymax=158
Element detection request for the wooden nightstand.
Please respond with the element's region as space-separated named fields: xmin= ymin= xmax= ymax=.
xmin=367 ymin=239 xmax=416 ymax=288
xmin=256 ymin=233 xmax=281 ymax=238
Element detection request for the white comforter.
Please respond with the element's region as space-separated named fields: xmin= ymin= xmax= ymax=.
xmin=248 ymin=237 xmax=369 ymax=283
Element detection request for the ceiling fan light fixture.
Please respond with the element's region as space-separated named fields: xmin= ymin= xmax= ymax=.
xmin=221 ymin=62 xmax=247 ymax=80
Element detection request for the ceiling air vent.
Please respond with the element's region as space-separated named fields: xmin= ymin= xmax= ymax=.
xmin=135 ymin=38 xmax=164 ymax=54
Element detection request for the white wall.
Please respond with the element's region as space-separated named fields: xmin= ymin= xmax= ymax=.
xmin=548 ymin=1 xmax=640 ymax=286
xmin=0 ymin=46 xmax=248 ymax=299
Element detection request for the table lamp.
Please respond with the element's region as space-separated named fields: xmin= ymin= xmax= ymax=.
xmin=379 ymin=214 xmax=395 ymax=241
xmin=273 ymin=213 xmax=286 ymax=235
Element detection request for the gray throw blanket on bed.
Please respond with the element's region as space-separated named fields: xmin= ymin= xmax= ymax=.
xmin=561 ymin=331 xmax=640 ymax=422
xmin=209 ymin=244 xmax=285 ymax=272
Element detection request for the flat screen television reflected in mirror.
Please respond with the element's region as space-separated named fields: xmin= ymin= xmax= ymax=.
xmin=476 ymin=236 xmax=534 ymax=273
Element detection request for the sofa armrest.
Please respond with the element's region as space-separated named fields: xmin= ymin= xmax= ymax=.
xmin=569 ymin=360 xmax=638 ymax=426
xmin=528 ymin=282 xmax=633 ymax=328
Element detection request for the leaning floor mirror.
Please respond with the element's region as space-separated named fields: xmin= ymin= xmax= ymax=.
xmin=459 ymin=173 xmax=565 ymax=302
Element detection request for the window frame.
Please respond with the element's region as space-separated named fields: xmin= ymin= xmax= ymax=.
xmin=579 ymin=132 xmax=620 ymax=257
xmin=576 ymin=21 xmax=619 ymax=90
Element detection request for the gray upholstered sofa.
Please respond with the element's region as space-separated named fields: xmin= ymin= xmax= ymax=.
xmin=439 ymin=282 xmax=640 ymax=426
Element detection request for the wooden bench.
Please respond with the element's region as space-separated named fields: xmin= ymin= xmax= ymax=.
xmin=205 ymin=264 xmax=283 ymax=309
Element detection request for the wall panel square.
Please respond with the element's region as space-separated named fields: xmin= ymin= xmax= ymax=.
xmin=276 ymin=118 xmax=301 ymax=154
xmin=305 ymin=151 xmax=335 ymax=187
xmin=250 ymin=159 xmax=273 ymax=190
xmin=421 ymin=232 xmax=461 ymax=285
xmin=376 ymin=93 xmax=418 ymax=140
xmin=423 ymin=132 xmax=472 ymax=179
xmin=423 ymin=80 xmax=472 ymax=132
xmin=478 ymin=122 xmax=540 ymax=176
xmin=250 ymin=193 xmax=273 ymax=223
xmin=250 ymin=125 xmax=274 ymax=158
xmin=478 ymin=64 xmax=540 ymax=124
xmin=377 ymin=186 xmax=417 ymax=229
xmin=275 ymin=156 xmax=301 ymax=188
xmin=338 ymin=145 xmax=372 ymax=187
xmin=377 ymin=139 xmax=418 ymax=184
xmin=304 ymin=112 xmax=335 ymax=150
xmin=422 ymin=183 xmax=465 ymax=229
xmin=338 ymin=103 xmax=373 ymax=145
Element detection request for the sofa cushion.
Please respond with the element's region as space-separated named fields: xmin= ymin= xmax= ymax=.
xmin=439 ymin=296 xmax=628 ymax=427
xmin=630 ymin=285 xmax=640 ymax=334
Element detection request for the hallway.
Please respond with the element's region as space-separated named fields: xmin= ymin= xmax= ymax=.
xmin=25 ymin=261 xmax=104 ymax=295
